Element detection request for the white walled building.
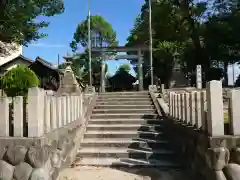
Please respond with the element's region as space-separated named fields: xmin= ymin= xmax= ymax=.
xmin=0 ymin=42 xmax=23 ymax=66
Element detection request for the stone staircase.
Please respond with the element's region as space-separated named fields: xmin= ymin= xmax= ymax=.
xmin=77 ymin=91 xmax=180 ymax=168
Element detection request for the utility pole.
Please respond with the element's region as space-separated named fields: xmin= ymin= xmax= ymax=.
xmin=149 ymin=0 xmax=154 ymax=85
xmin=57 ymin=54 xmax=60 ymax=66
xmin=88 ymin=0 xmax=92 ymax=86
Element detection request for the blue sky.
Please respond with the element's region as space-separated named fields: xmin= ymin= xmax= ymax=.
xmin=22 ymin=0 xmax=240 ymax=84
xmin=23 ymin=0 xmax=144 ymax=76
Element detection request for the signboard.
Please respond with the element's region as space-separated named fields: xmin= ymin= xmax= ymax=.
xmin=196 ymin=65 xmax=202 ymax=89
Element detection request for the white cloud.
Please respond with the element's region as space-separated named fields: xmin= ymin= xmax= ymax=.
xmin=30 ymin=43 xmax=65 ymax=48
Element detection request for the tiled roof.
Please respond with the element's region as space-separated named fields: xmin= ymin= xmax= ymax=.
xmin=0 ymin=55 xmax=33 ymax=68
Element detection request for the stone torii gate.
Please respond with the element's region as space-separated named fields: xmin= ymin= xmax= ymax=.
xmin=91 ymin=46 xmax=149 ymax=92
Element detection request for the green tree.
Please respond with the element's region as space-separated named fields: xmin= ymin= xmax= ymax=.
xmin=127 ymin=0 xmax=240 ymax=87
xmin=0 ymin=0 xmax=64 ymax=53
xmin=117 ymin=64 xmax=131 ymax=74
xmin=1 ymin=65 xmax=40 ymax=97
xmin=70 ymin=15 xmax=117 ymax=87
xmin=70 ymin=15 xmax=118 ymax=52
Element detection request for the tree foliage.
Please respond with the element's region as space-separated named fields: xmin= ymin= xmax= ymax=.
xmin=126 ymin=0 xmax=240 ymax=87
xmin=69 ymin=15 xmax=117 ymax=87
xmin=117 ymin=64 xmax=131 ymax=74
xmin=0 ymin=0 xmax=64 ymax=51
xmin=70 ymin=15 xmax=118 ymax=52
xmin=1 ymin=65 xmax=40 ymax=97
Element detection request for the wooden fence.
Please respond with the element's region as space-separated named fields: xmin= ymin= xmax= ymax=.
xmin=0 ymin=87 xmax=83 ymax=138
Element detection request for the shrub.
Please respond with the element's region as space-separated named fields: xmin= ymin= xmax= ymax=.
xmin=1 ymin=65 xmax=40 ymax=97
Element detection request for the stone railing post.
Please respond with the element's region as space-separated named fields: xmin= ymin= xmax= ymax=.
xmin=229 ymin=89 xmax=240 ymax=135
xmin=206 ymin=80 xmax=224 ymax=136
xmin=184 ymin=92 xmax=190 ymax=124
xmin=201 ymin=91 xmax=207 ymax=130
xmin=28 ymin=87 xmax=44 ymax=137
xmin=177 ymin=94 xmax=181 ymax=120
xmin=80 ymin=94 xmax=83 ymax=118
xmin=50 ymin=96 xmax=57 ymax=130
xmin=62 ymin=96 xmax=67 ymax=126
xmin=56 ymin=96 xmax=62 ymax=128
xmin=44 ymin=95 xmax=51 ymax=133
xmin=180 ymin=93 xmax=185 ymax=121
xmin=174 ymin=93 xmax=178 ymax=119
xmin=195 ymin=91 xmax=202 ymax=129
xmin=66 ymin=96 xmax=71 ymax=124
xmin=169 ymin=92 xmax=174 ymax=118
xmin=190 ymin=91 xmax=196 ymax=126
xmin=13 ymin=96 xmax=23 ymax=137
xmin=0 ymin=97 xmax=9 ymax=136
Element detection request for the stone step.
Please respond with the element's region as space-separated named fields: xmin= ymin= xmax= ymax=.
xmin=88 ymin=119 xmax=165 ymax=125
xmin=84 ymin=130 xmax=165 ymax=139
xmin=91 ymin=113 xmax=159 ymax=119
xmin=94 ymin=105 xmax=155 ymax=110
xmin=98 ymin=94 xmax=150 ymax=98
xmin=99 ymin=91 xmax=149 ymax=95
xmin=74 ymin=157 xmax=180 ymax=168
xmin=97 ymin=96 xmax=150 ymax=100
xmin=77 ymin=147 xmax=175 ymax=160
xmin=96 ymin=98 xmax=151 ymax=102
xmin=96 ymin=101 xmax=153 ymax=105
xmin=82 ymin=138 xmax=170 ymax=149
xmin=92 ymin=109 xmax=157 ymax=114
xmin=86 ymin=124 xmax=164 ymax=131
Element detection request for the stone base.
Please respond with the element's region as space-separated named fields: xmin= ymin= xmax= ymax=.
xmin=149 ymin=85 xmax=157 ymax=92
xmin=84 ymin=86 xmax=95 ymax=95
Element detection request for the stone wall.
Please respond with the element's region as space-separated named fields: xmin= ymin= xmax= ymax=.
xmin=0 ymin=123 xmax=84 ymax=180
xmin=168 ymin=120 xmax=240 ymax=180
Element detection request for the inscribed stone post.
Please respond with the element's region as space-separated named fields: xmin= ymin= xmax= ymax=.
xmin=229 ymin=90 xmax=240 ymax=135
xmin=206 ymin=80 xmax=224 ymax=136
xmin=196 ymin=65 xmax=202 ymax=89
xmin=44 ymin=96 xmax=51 ymax=133
xmin=190 ymin=91 xmax=196 ymax=126
xmin=184 ymin=93 xmax=190 ymax=124
xmin=50 ymin=96 xmax=57 ymax=130
xmin=0 ymin=97 xmax=9 ymax=136
xmin=28 ymin=87 xmax=44 ymax=137
xmin=56 ymin=97 xmax=62 ymax=128
xmin=200 ymin=91 xmax=207 ymax=130
xmin=195 ymin=92 xmax=202 ymax=129
xmin=13 ymin=96 xmax=23 ymax=137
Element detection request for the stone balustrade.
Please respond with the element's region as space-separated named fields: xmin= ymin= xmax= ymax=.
xmin=0 ymin=86 xmax=96 ymax=180
xmin=166 ymin=80 xmax=240 ymax=180
xmin=0 ymin=87 xmax=83 ymax=138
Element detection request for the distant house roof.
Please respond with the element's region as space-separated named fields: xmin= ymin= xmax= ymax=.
xmin=0 ymin=55 xmax=33 ymax=68
xmin=35 ymin=56 xmax=57 ymax=70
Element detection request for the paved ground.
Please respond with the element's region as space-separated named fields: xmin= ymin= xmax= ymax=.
xmin=58 ymin=165 xmax=195 ymax=180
